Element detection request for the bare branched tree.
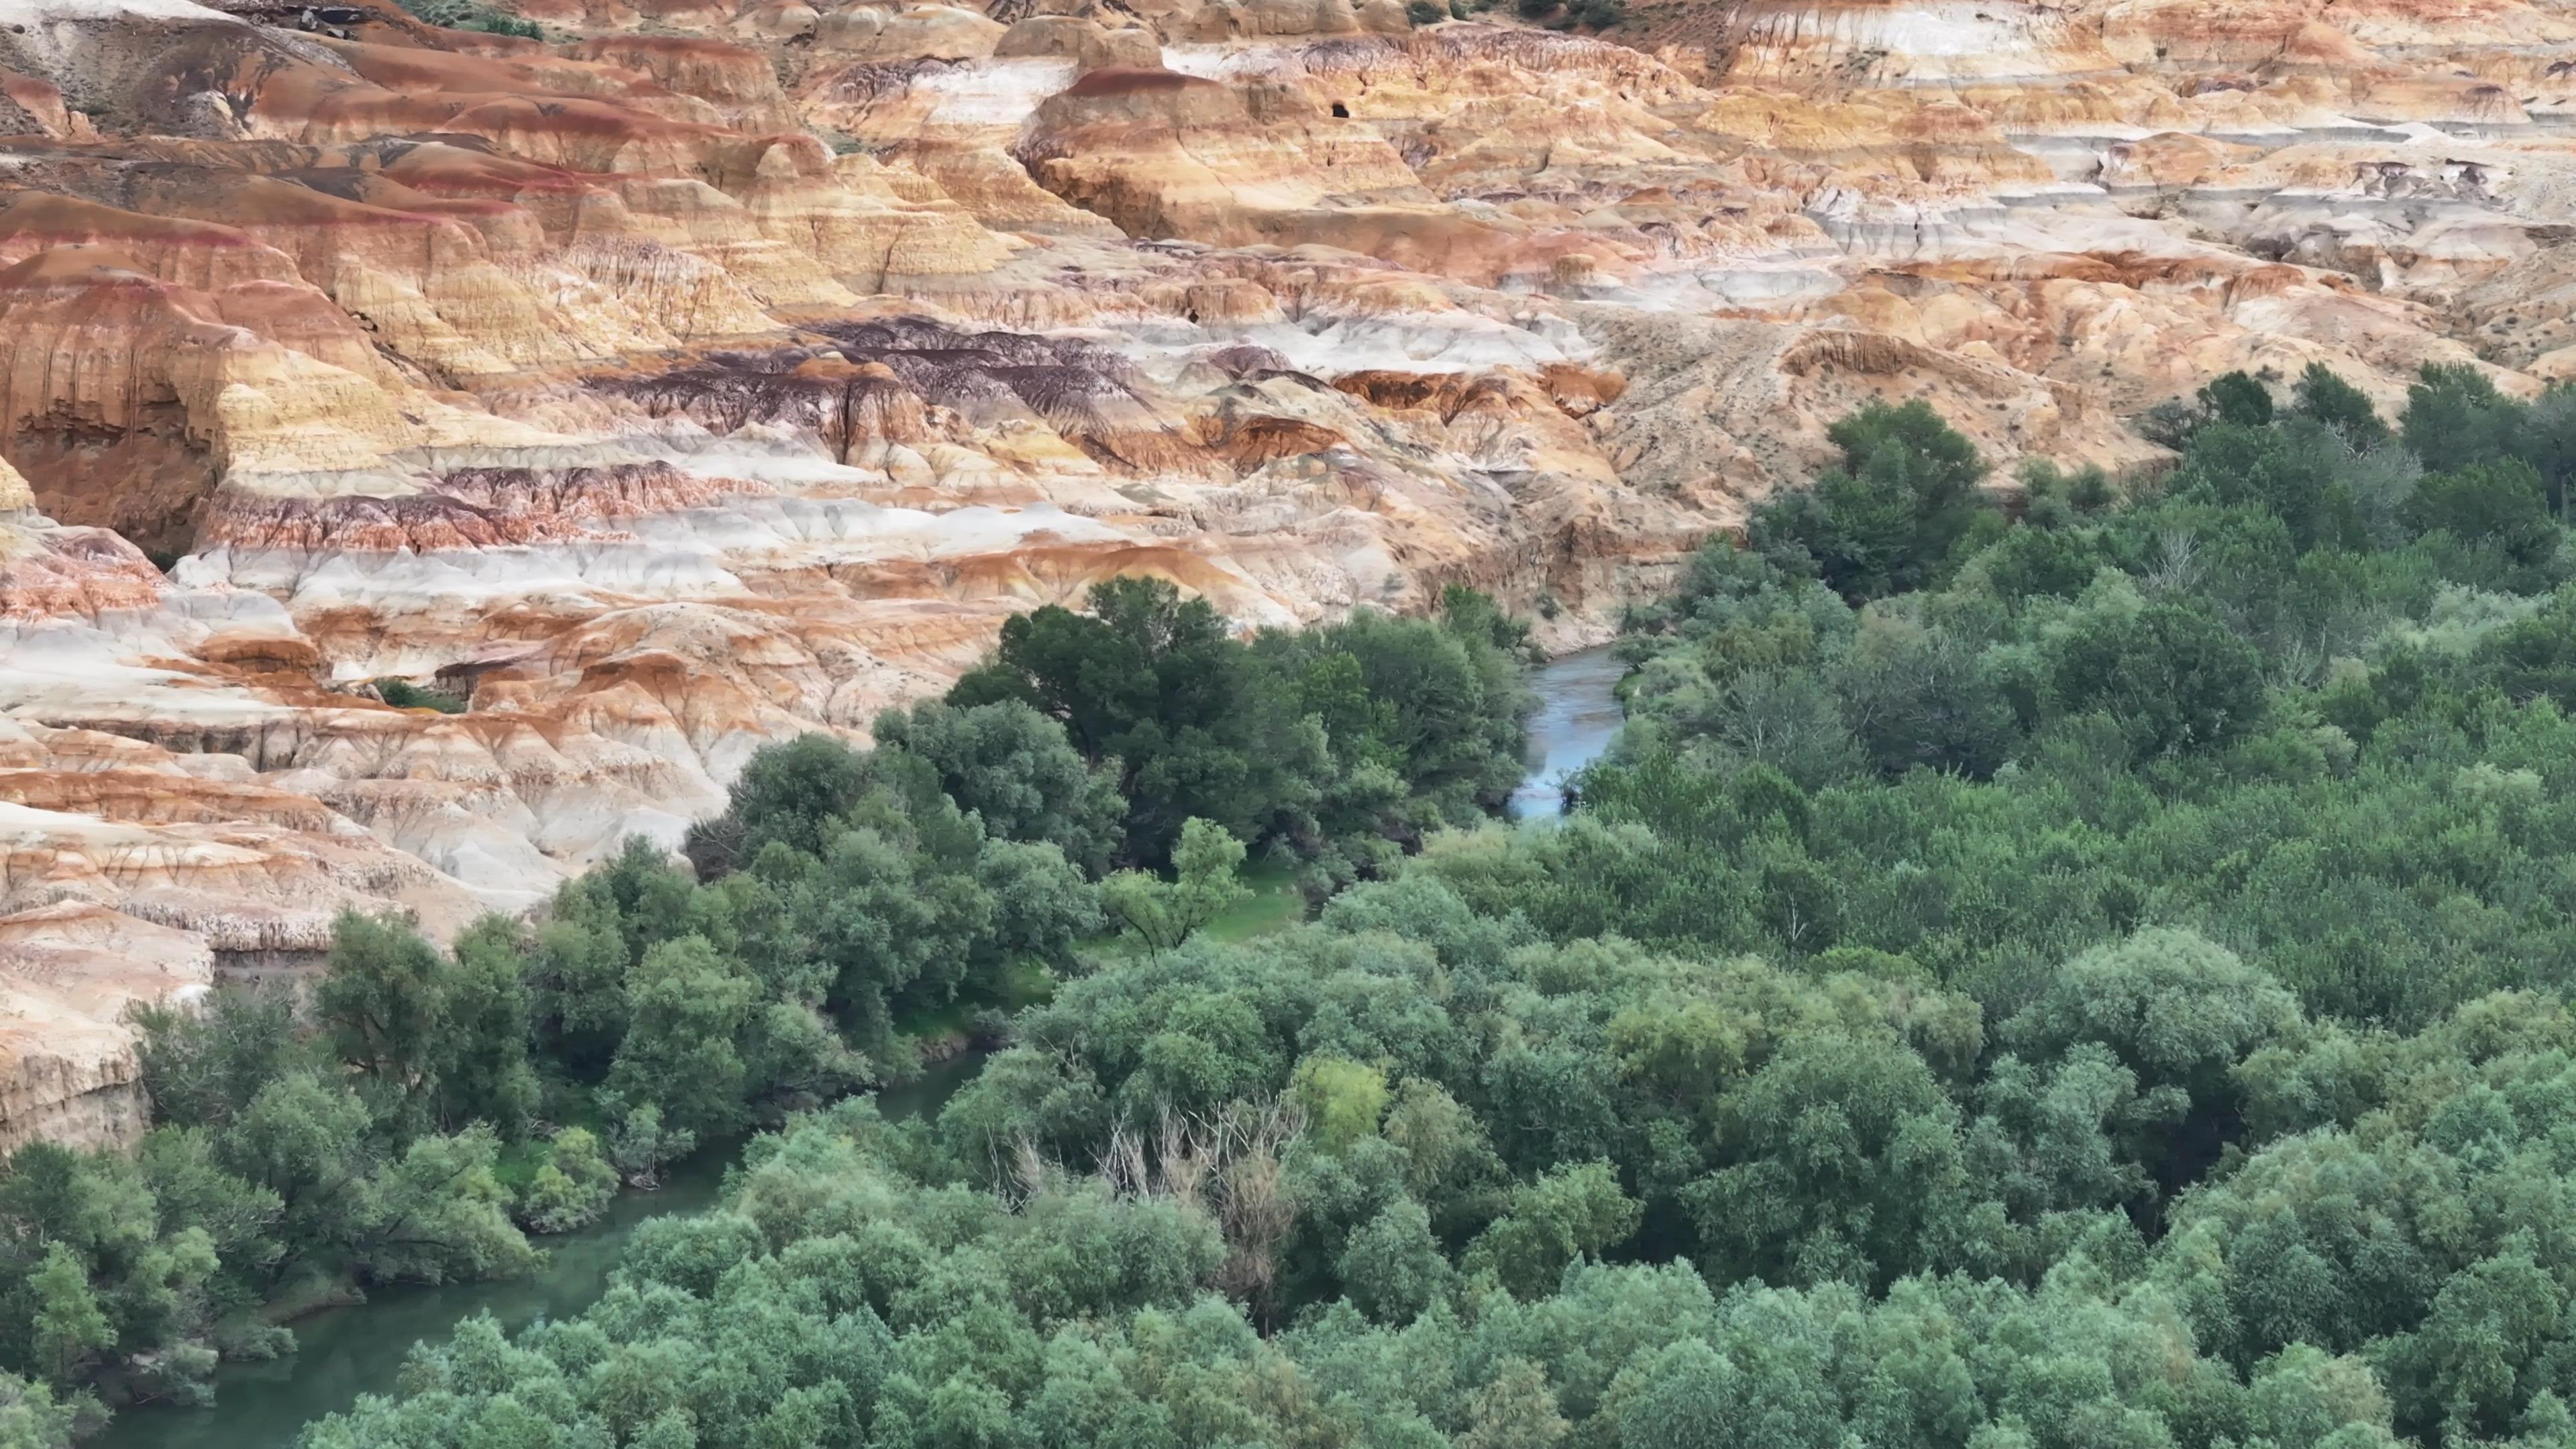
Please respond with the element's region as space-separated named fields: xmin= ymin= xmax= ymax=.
xmin=1004 ymin=1097 xmax=1307 ymax=1322
xmin=2143 ymin=528 xmax=2201 ymax=594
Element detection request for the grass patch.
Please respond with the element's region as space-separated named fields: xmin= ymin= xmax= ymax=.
xmin=1201 ymin=859 xmax=1305 ymax=944
xmin=1078 ymin=858 xmax=1309 ymax=963
xmin=492 ymin=1138 xmax=549 ymax=1195
xmin=890 ymin=955 xmax=1059 ymax=1053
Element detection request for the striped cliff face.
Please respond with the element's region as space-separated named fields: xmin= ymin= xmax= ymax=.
xmin=0 ymin=0 xmax=2570 ymax=1146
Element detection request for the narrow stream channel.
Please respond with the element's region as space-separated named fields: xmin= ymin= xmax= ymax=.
xmin=1512 ymin=645 xmax=1625 ymax=820
xmin=97 ymin=1051 xmax=989 ymax=1449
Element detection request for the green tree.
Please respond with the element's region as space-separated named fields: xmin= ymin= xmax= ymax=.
xmin=435 ymin=918 xmax=539 ymax=1137
xmin=1686 ymin=1032 xmax=1969 ymax=1288
xmin=2404 ymin=362 xmax=2524 ymax=473
xmin=2294 ymin=362 xmax=2387 ymax=445
xmin=27 ymin=1245 xmax=111 ymax=1387
xmin=1835 ymin=621 xmax=2020 ymax=778
xmin=516 ymin=1128 xmax=617 ymax=1234
xmin=2006 ymin=928 xmax=2298 ymax=1100
xmin=1289 ymin=1056 xmax=1390 ymax=1151
xmin=0 ymin=1371 xmax=82 ymax=1449
xmin=1750 ymin=399 xmax=1992 ymax=600
xmin=1459 ymin=1358 xmax=1571 ymax=1449
xmin=874 ymin=698 xmax=1126 ymax=871
xmin=315 ymin=910 xmax=454 ymax=1132
xmin=523 ymin=898 xmax=630 ymax=1079
xmin=2201 ymin=370 xmax=2275 ymax=428
xmin=135 ymin=1127 xmax=284 ymax=1306
xmin=219 ymin=1071 xmax=376 ymax=1285
xmin=712 ymin=733 xmax=875 ymax=863
xmin=1102 ymin=817 xmax=1249 ymax=955
xmin=2406 ymin=458 xmax=2559 ymax=570
xmin=606 ymin=1102 xmax=696 ymax=1189
xmin=795 ymin=816 xmax=994 ymax=1042
xmin=131 ymin=982 xmax=305 ymax=1130
xmin=952 ymin=576 xmax=1291 ymax=862
xmin=1337 ymin=1199 xmax=1446 ymax=1324
xmin=1464 ymin=1160 xmax=1640 ymax=1299
xmin=606 ymin=935 xmax=759 ymax=1141
xmin=359 ymin=1127 xmax=540 ymax=1285
xmin=2045 ymin=599 xmax=2267 ymax=759
xmin=975 ymin=838 xmax=1100 ymax=969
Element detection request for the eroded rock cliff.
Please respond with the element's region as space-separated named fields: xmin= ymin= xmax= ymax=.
xmin=0 ymin=0 xmax=2563 ymax=1145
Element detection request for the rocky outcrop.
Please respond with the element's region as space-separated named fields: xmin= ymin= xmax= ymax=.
xmin=0 ymin=906 xmax=211 ymax=1154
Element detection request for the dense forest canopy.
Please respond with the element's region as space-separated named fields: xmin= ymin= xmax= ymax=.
xmin=0 ymin=587 xmax=1534 ymax=1441
xmin=15 ymin=362 xmax=2576 ymax=1449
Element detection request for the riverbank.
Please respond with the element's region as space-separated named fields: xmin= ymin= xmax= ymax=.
xmin=91 ymin=1052 xmax=991 ymax=1449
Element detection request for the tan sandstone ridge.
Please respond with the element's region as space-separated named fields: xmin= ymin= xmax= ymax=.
xmin=0 ymin=0 xmax=2567 ymax=1146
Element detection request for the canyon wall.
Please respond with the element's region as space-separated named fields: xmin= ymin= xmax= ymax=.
xmin=1 ymin=0 xmax=2566 ymax=1146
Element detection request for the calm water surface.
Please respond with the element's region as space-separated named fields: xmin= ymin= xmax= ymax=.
xmin=1511 ymin=646 xmax=1625 ymax=821
xmin=99 ymin=1051 xmax=989 ymax=1449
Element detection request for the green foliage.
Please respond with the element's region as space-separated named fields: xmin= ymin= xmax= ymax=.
xmin=27 ymin=1245 xmax=111 ymax=1386
xmin=2405 ymin=363 xmax=2524 ymax=474
xmin=515 ymin=1128 xmax=617 ymax=1233
xmin=871 ymin=698 xmax=1125 ymax=874
xmin=314 ymin=910 xmax=453 ymax=1132
xmin=1290 ymin=1055 xmax=1390 ymax=1150
xmin=1102 ymin=816 xmax=1250 ymax=954
xmin=438 ymin=918 xmax=540 ymax=1137
xmin=608 ymin=934 xmax=760 ymax=1141
xmin=1467 ymin=1160 xmax=1641 ymax=1298
xmin=1749 ymin=398 xmax=1993 ymax=600
xmin=128 ymin=983 xmax=304 ymax=1129
xmin=2406 ymin=458 xmax=2559 ymax=575
xmin=2296 ymin=362 xmax=2389 ymax=446
xmin=394 ymin=0 xmax=543 ymax=36
xmin=368 ymin=678 xmax=466 ymax=713
xmin=704 ymin=731 xmax=876 ymax=863
xmin=1 ymin=981 xmax=537 ymax=1414
xmin=950 ymin=576 xmax=1530 ymax=868
xmin=91 ymin=376 xmax=2576 ymax=1449
xmin=1458 ymin=1358 xmax=1572 ymax=1449
xmin=605 ymin=1102 xmax=696 ymax=1189
xmin=1687 ymin=1032 xmax=1966 ymax=1288
xmin=2043 ymin=598 xmax=2269 ymax=759
xmin=950 ymin=574 xmax=1305 ymax=861
xmin=2202 ymin=369 xmax=2277 ymax=427
xmin=2141 ymin=369 xmax=2287 ymax=450
xmin=0 ymin=1373 xmax=84 ymax=1449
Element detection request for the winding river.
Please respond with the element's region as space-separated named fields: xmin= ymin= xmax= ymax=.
xmin=95 ymin=648 xmax=1625 ymax=1448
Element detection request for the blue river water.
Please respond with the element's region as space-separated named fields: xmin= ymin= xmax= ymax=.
xmin=1511 ymin=645 xmax=1624 ymax=820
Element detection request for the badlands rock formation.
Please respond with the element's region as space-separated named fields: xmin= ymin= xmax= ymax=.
xmin=0 ymin=0 xmax=2566 ymax=1146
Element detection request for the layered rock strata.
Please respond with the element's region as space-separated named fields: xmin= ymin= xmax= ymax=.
xmin=2 ymin=0 xmax=2571 ymax=1144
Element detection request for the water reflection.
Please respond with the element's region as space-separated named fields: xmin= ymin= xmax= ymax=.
xmin=99 ymin=1051 xmax=989 ymax=1449
xmin=1511 ymin=647 xmax=1625 ymax=821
